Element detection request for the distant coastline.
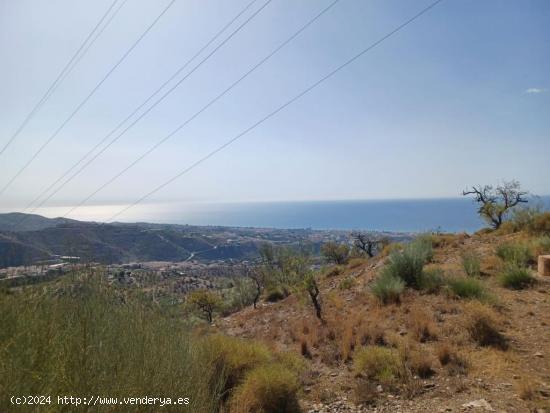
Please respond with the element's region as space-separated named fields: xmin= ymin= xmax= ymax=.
xmin=9 ymin=196 xmax=548 ymax=233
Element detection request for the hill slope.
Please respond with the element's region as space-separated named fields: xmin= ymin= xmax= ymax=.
xmin=219 ymin=231 xmax=550 ymax=412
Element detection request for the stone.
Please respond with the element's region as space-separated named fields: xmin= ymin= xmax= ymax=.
xmin=538 ymin=255 xmax=550 ymax=277
xmin=461 ymin=399 xmax=494 ymax=411
xmin=535 ymin=352 xmax=544 ymax=358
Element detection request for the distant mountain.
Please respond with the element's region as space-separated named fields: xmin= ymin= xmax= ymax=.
xmin=0 ymin=212 xmax=77 ymax=232
xmin=0 ymin=213 xmax=311 ymax=268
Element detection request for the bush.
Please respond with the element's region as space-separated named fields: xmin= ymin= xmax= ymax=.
xmin=380 ymin=238 xmax=432 ymax=288
xmin=496 ymin=241 xmax=532 ymax=266
xmin=265 ymin=285 xmax=288 ymax=302
xmin=499 ymin=265 xmax=536 ymax=290
xmin=353 ymin=346 xmax=403 ymax=384
xmin=324 ymin=265 xmax=342 ymax=278
xmin=0 ymin=273 xmax=223 ymax=413
xmin=370 ymin=272 xmax=405 ymax=304
xmin=321 ymin=242 xmax=350 ymax=265
xmin=338 ymin=277 xmax=355 ymax=290
xmin=465 ymin=303 xmax=508 ymax=350
xmin=229 ymin=364 xmax=301 ymax=413
xmin=461 ymin=250 xmax=481 ymax=277
xmin=447 ymin=277 xmax=486 ymax=299
xmin=531 ymin=235 xmax=550 ymax=257
xmin=530 ymin=211 xmax=550 ymax=235
xmin=417 ymin=267 xmax=445 ymax=293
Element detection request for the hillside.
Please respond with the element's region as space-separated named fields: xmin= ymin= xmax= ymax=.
xmin=0 ymin=213 xmax=377 ymax=268
xmin=218 ymin=230 xmax=550 ymax=412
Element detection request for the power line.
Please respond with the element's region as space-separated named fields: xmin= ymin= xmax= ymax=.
xmin=103 ymin=0 xmax=445 ymax=224
xmin=60 ymin=0 xmax=340 ymax=218
xmin=0 ymin=0 xmax=122 ymax=158
xmin=18 ymin=0 xmax=263 ymax=218
xmin=0 ymin=0 xmax=177 ymax=196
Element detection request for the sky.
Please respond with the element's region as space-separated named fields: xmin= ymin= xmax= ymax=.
xmin=0 ymin=0 xmax=549 ymax=221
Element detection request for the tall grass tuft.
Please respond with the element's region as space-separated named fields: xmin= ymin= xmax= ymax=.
xmin=380 ymin=237 xmax=433 ymax=288
xmin=447 ymin=277 xmax=486 ymax=300
xmin=496 ymin=241 xmax=532 ymax=266
xmin=0 ymin=271 xmax=224 ymax=412
xmin=461 ymin=251 xmax=481 ymax=277
xmin=499 ymin=264 xmax=536 ymax=290
xmin=370 ymin=272 xmax=405 ymax=304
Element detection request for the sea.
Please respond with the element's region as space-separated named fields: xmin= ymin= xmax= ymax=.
xmin=78 ymin=196 xmax=550 ymax=233
xmin=37 ymin=196 xmax=549 ymax=234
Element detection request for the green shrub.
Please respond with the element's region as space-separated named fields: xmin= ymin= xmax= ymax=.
xmin=461 ymin=250 xmax=481 ymax=277
xmin=321 ymin=242 xmax=350 ymax=265
xmin=499 ymin=265 xmax=536 ymax=290
xmin=532 ymin=235 xmax=550 ymax=257
xmin=229 ymin=364 xmax=301 ymax=413
xmin=381 ymin=238 xmax=432 ymax=288
xmin=353 ymin=346 xmax=403 ymax=384
xmin=447 ymin=277 xmax=486 ymax=299
xmin=265 ymin=285 xmax=288 ymax=302
xmin=413 ymin=235 xmax=434 ymax=262
xmin=338 ymin=277 xmax=356 ymax=290
xmin=370 ymin=272 xmax=405 ymax=304
xmin=496 ymin=242 xmax=532 ymax=266
xmin=417 ymin=267 xmax=445 ymax=293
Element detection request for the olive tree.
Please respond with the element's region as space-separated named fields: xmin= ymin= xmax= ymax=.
xmin=186 ymin=289 xmax=221 ymax=323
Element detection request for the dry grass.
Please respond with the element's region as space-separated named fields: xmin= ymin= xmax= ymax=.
xmin=464 ymin=302 xmax=508 ymax=350
xmin=408 ymin=306 xmax=438 ymax=342
xmin=348 ymin=257 xmax=367 ymax=269
xmin=517 ymin=377 xmax=536 ymax=400
xmin=229 ymin=364 xmax=301 ymax=413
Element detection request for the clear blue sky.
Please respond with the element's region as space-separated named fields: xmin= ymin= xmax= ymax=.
xmin=0 ymin=0 xmax=549 ymax=218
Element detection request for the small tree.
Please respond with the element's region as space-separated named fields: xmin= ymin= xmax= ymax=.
xmin=187 ymin=289 xmax=221 ymax=323
xmin=244 ymin=265 xmax=264 ymax=309
xmin=351 ymin=231 xmax=388 ymax=258
xmin=321 ymin=242 xmax=350 ymax=265
xmin=463 ymin=180 xmax=528 ymax=229
xmin=303 ymin=272 xmax=322 ymax=321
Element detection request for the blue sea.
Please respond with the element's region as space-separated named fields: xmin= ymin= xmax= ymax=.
xmin=105 ymin=196 xmax=549 ymax=234
xmin=35 ymin=196 xmax=550 ymax=233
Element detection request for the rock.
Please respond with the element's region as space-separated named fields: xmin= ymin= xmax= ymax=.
xmin=461 ymin=399 xmax=494 ymax=411
xmin=535 ymin=352 xmax=544 ymax=358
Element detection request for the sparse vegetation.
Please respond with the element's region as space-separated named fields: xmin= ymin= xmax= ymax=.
xmin=370 ymin=272 xmax=405 ymax=304
xmin=353 ymin=346 xmax=403 ymax=384
xmin=465 ymin=303 xmax=508 ymax=350
xmin=447 ymin=277 xmax=486 ymax=300
xmin=462 ymin=180 xmax=528 ymax=229
xmin=338 ymin=276 xmax=355 ymax=290
xmin=0 ymin=273 xmax=224 ymax=412
xmin=380 ymin=237 xmax=432 ymax=288
xmin=229 ymin=364 xmax=301 ymax=413
xmin=321 ymin=241 xmax=350 ymax=265
xmin=461 ymin=250 xmax=481 ymax=277
xmin=351 ymin=231 xmax=387 ymax=257
xmin=499 ymin=264 xmax=536 ymax=290
xmin=496 ymin=241 xmax=532 ymax=266
xmin=417 ymin=267 xmax=445 ymax=293
xmin=187 ymin=289 xmax=222 ymax=323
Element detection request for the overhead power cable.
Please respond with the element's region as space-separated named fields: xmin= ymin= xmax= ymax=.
xmin=101 ymin=0 xmax=445 ymax=224
xmin=0 ymin=0 xmax=122 ymax=158
xmin=47 ymin=0 xmax=339 ymax=219
xmin=0 ymin=0 xmax=177 ymax=196
xmin=18 ymin=0 xmax=267 ymax=218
